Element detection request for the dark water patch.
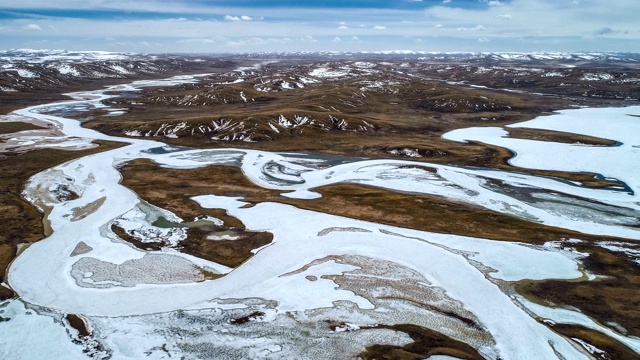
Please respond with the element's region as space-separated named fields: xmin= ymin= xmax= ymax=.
xmin=281 ymin=152 xmax=367 ymax=169
xmin=142 ymin=145 xmax=193 ymax=154
xmin=261 ymin=161 xmax=306 ymax=185
xmin=461 ymin=164 xmax=633 ymax=195
xmin=479 ymin=178 xmax=640 ymax=231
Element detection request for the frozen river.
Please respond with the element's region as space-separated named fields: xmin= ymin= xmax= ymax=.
xmin=2 ymin=72 xmax=640 ymax=359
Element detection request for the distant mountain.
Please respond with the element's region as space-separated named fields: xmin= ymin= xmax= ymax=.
xmin=235 ymin=51 xmax=640 ymax=63
xmin=0 ymin=49 xmax=232 ymax=93
xmin=0 ymin=48 xmax=136 ymax=63
xmin=2 ymin=48 xmax=639 ymax=95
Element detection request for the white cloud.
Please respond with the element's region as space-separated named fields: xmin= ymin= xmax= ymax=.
xmin=351 ymin=36 xmax=360 ymax=42
xmin=225 ymin=15 xmax=253 ymax=21
xmin=2 ymin=0 xmax=640 ymax=52
xmin=178 ymin=38 xmax=215 ymax=44
xmin=373 ymin=25 xmax=387 ymax=30
xmin=457 ymin=25 xmax=485 ymax=31
xmin=478 ymin=37 xmax=489 ymax=42
xmin=302 ymin=35 xmax=317 ymax=43
xmin=332 ymin=36 xmax=342 ymax=43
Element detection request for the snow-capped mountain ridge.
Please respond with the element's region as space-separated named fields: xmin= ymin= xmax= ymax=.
xmin=0 ymin=49 xmax=229 ymax=94
xmin=237 ymin=50 xmax=640 ymax=62
xmin=0 ymin=48 xmax=141 ymax=63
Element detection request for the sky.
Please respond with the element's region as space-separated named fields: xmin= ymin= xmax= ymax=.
xmin=1 ymin=0 xmax=639 ymax=53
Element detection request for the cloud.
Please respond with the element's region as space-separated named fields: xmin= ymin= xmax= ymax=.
xmin=480 ymin=0 xmax=502 ymax=5
xmin=457 ymin=25 xmax=485 ymax=31
xmin=24 ymin=24 xmax=42 ymax=30
xmin=478 ymin=37 xmax=489 ymax=42
xmin=332 ymin=36 xmax=342 ymax=43
xmin=178 ymin=38 xmax=215 ymax=44
xmin=224 ymin=15 xmax=253 ymax=21
xmin=2 ymin=0 xmax=640 ymax=52
xmin=591 ymin=27 xmax=622 ymax=38
xmin=302 ymin=35 xmax=317 ymax=43
xmin=594 ymin=27 xmax=615 ymax=35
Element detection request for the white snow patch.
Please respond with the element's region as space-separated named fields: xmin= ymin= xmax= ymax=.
xmin=309 ymin=67 xmax=351 ymax=78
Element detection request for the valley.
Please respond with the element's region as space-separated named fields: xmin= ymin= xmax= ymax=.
xmin=1 ymin=50 xmax=639 ymax=359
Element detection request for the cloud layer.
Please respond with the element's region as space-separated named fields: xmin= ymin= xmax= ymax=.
xmin=0 ymin=0 xmax=638 ymax=52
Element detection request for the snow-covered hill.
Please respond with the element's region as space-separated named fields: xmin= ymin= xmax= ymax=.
xmin=238 ymin=50 xmax=640 ymax=63
xmin=0 ymin=49 xmax=229 ymax=93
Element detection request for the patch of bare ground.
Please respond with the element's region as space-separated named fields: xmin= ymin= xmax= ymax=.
xmin=230 ymin=311 xmax=266 ymax=325
xmin=359 ymin=324 xmax=485 ymax=360
xmin=0 ymin=92 xmax=81 ymax=116
xmin=547 ymin=323 xmax=640 ymax=360
xmin=71 ymin=197 xmax=106 ymax=221
xmin=0 ymin=140 xmax=127 ymax=300
xmin=0 ymin=122 xmax=46 ymax=135
xmin=505 ymin=127 xmax=618 ymax=146
xmin=118 ymin=159 xmax=273 ymax=268
xmin=111 ymin=224 xmax=162 ymax=252
xmin=66 ymin=314 xmax=91 ymax=337
xmin=0 ymin=244 xmax=15 ymax=298
xmin=516 ymin=244 xmax=640 ymax=339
